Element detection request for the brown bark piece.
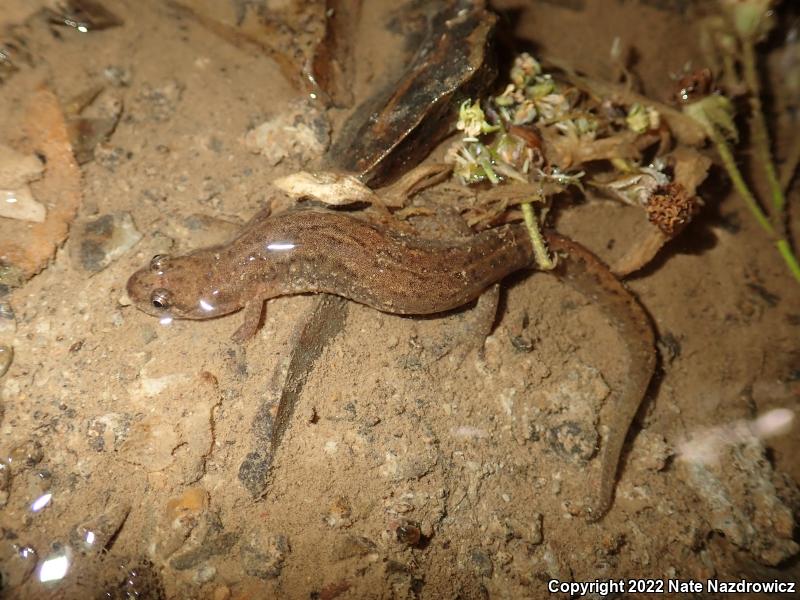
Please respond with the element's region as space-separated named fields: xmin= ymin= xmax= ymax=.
xmin=0 ymin=88 xmax=81 ymax=280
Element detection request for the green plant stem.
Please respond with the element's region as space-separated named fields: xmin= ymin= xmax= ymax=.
xmin=708 ymin=127 xmax=774 ymax=234
xmin=779 ymin=128 xmax=800 ymax=194
xmin=776 ymin=239 xmax=800 ymax=283
xmin=741 ymin=38 xmax=786 ymax=218
xmin=708 ymin=127 xmax=800 ymax=284
xmin=521 ymin=202 xmax=555 ymax=270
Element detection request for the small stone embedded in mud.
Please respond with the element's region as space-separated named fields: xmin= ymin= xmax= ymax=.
xmin=244 ymin=99 xmax=331 ymax=166
xmin=241 ymin=533 xmax=290 ymax=580
xmin=468 ymin=548 xmax=494 ymax=578
xmin=71 ymin=211 xmax=142 ymax=272
xmin=69 ymin=501 xmax=131 ymax=554
xmin=546 ymin=420 xmax=599 ymax=464
xmin=0 ymin=343 xmax=12 ymax=378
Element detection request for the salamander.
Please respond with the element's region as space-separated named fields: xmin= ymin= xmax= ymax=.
xmin=126 ymin=207 xmax=655 ymax=520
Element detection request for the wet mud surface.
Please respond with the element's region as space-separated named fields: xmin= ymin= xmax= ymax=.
xmin=0 ymin=1 xmax=799 ymax=598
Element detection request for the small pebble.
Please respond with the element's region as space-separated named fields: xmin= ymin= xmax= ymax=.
xmin=71 ymin=212 xmax=142 ymax=272
xmin=0 ymin=344 xmax=12 ymax=378
xmin=468 ymin=548 xmax=493 ymax=577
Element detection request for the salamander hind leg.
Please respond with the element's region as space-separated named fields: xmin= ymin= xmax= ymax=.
xmin=231 ymin=300 xmax=267 ymax=343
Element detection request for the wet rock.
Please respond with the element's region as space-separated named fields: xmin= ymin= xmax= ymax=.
xmin=0 ymin=541 xmax=37 ymax=588
xmin=70 ymin=212 xmax=142 ymax=272
xmin=0 ymin=344 xmax=11 ymax=378
xmin=0 ymin=186 xmax=46 ymax=222
xmin=69 ymin=501 xmax=131 ymax=555
xmin=679 ymin=433 xmax=799 ymax=565
xmin=244 ymin=99 xmax=330 ymax=166
xmin=241 ymin=533 xmax=290 ymax=580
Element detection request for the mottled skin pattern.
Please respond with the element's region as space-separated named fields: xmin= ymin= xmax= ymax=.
xmin=126 ymin=207 xmax=655 ymax=521
xmin=126 ymin=208 xmax=533 ymax=337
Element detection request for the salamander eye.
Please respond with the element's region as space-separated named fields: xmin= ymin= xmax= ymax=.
xmin=150 ymin=254 xmax=169 ymax=272
xmin=151 ymin=288 xmax=172 ymax=310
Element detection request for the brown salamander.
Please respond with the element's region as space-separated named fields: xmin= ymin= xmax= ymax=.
xmin=126 ymin=207 xmax=655 ymax=520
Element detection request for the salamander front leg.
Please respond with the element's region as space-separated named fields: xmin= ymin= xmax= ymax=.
xmin=232 ymin=299 xmax=266 ymax=342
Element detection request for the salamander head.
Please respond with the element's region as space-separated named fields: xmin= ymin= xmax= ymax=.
xmin=126 ymin=253 xmax=243 ymax=320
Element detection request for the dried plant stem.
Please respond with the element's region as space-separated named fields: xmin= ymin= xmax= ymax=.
xmin=741 ymin=39 xmax=786 ymax=217
xmin=521 ymin=202 xmax=555 ymax=270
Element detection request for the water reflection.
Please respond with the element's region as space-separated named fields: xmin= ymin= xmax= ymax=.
xmin=676 ymin=408 xmax=794 ymax=465
xmin=37 ymin=547 xmax=71 ymax=584
xmin=30 ymin=492 xmax=52 ymax=513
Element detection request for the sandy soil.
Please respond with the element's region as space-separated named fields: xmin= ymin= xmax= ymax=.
xmin=0 ymin=1 xmax=798 ymax=599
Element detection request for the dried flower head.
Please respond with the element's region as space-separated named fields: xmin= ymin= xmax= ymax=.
xmin=646 ymin=182 xmax=700 ymax=236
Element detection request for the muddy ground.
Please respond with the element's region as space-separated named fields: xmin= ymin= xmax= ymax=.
xmin=0 ymin=0 xmax=799 ymax=599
